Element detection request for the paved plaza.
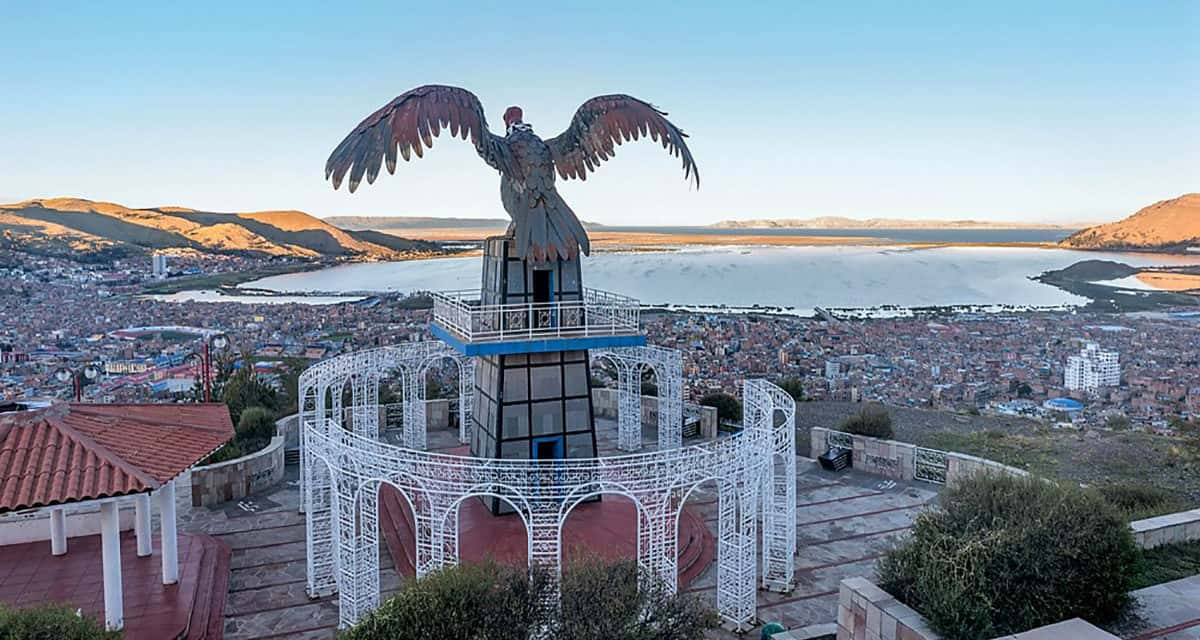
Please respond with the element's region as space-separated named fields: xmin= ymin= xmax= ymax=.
xmin=173 ymin=419 xmax=1200 ymax=639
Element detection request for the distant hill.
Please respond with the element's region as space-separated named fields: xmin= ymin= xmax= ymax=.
xmin=1061 ymin=193 xmax=1200 ymax=253
xmin=710 ymin=216 xmax=1082 ymax=230
xmin=0 ymin=198 xmax=438 ymax=260
xmin=325 ymin=215 xmax=510 ymax=231
xmin=324 ymin=215 xmax=606 ymax=231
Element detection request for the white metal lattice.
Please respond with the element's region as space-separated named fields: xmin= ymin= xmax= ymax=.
xmin=592 ymin=345 xmax=684 ymax=452
xmin=301 ymin=344 xmax=794 ymax=633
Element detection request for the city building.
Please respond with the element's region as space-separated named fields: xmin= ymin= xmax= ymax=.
xmin=1065 ymin=340 xmax=1120 ymax=393
xmin=151 ymin=253 xmax=168 ymax=280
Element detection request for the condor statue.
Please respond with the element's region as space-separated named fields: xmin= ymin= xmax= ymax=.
xmin=325 ymin=85 xmax=699 ymax=263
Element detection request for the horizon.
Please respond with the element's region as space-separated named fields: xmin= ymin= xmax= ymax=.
xmin=1 ymin=2 xmax=1197 ymax=226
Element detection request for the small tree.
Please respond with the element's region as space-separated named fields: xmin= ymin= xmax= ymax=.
xmin=878 ymin=474 xmax=1138 ymax=640
xmin=220 ymin=359 xmax=279 ymax=426
xmin=700 ymin=392 xmax=742 ymax=423
xmin=555 ymin=558 xmax=718 ymax=640
xmin=839 ymin=402 xmax=894 ymax=439
xmin=340 ymin=562 xmax=548 ymax=640
xmin=776 ymin=378 xmax=804 ymax=402
xmin=237 ymin=406 xmax=277 ymax=447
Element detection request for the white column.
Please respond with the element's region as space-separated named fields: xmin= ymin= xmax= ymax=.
xmin=134 ymin=493 xmax=152 ymax=557
xmin=50 ymin=507 xmax=67 ymax=556
xmin=157 ymin=480 xmax=179 ymax=584
xmin=100 ymin=501 xmax=124 ymax=631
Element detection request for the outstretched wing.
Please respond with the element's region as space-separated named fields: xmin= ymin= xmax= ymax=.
xmin=326 ymin=85 xmax=512 ymax=192
xmin=545 ymin=94 xmax=699 ymax=188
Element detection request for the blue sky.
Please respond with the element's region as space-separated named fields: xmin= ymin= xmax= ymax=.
xmin=1 ymin=2 xmax=1196 ymax=225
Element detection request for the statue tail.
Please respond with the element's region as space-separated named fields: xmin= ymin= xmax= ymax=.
xmin=506 ymin=186 xmax=591 ymax=263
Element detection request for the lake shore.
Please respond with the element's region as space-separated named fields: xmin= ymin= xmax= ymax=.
xmin=386 ymin=227 xmax=1063 ymax=251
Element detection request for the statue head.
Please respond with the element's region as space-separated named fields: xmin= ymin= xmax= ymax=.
xmin=503 ymin=106 xmax=524 ymax=130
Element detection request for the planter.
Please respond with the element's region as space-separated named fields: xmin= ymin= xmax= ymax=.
xmin=833 ymin=577 xmax=1120 ymax=640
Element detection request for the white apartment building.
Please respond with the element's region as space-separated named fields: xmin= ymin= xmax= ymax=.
xmin=151 ymin=253 xmax=168 ymax=279
xmin=1065 ymin=340 xmax=1120 ymax=393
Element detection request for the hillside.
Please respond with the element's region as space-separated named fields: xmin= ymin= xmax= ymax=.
xmin=711 ymin=216 xmax=1080 ymax=230
xmin=324 ymin=215 xmax=606 ymax=231
xmin=1062 ymin=193 xmax=1200 ymax=253
xmin=325 ymin=215 xmax=510 ymax=231
xmin=0 ymin=198 xmax=438 ymax=260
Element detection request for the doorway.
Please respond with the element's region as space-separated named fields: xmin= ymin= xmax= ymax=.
xmin=532 ymin=269 xmax=553 ymax=305
xmin=533 ymin=435 xmax=564 ymax=460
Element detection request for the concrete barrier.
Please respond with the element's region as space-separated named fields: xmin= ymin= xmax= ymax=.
xmin=190 ymin=435 xmax=286 ymax=507
xmin=1131 ymin=508 xmax=1200 ymax=549
xmin=810 ymin=427 xmax=1028 ymax=487
xmin=830 ymin=577 xmax=1120 ymax=640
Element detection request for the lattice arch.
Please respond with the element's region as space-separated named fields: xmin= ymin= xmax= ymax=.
xmin=590 ymin=345 xmax=684 ymax=452
xmin=301 ymin=343 xmax=794 ymax=633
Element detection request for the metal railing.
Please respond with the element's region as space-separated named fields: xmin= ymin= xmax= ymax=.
xmin=431 ymin=288 xmax=641 ymax=343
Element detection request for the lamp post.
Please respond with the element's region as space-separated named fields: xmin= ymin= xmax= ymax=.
xmin=189 ymin=334 xmax=228 ymax=403
xmin=54 ymin=363 xmax=101 ymax=402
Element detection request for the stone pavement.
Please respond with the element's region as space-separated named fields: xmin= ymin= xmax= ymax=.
xmin=175 ymin=420 xmax=942 ymax=639
xmin=1119 ymin=575 xmax=1200 ymax=640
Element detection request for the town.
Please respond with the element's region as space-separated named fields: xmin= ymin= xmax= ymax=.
xmin=4 ymin=252 xmax=1198 ymax=437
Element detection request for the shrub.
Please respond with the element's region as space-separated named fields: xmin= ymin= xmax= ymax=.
xmin=839 ymin=402 xmax=894 ymax=439
xmin=341 ymin=559 xmax=718 ymax=640
xmin=200 ymin=406 xmax=276 ymax=466
xmin=555 ymin=558 xmax=718 ymax=640
xmin=700 ymin=392 xmax=742 ymax=423
xmin=236 ymin=406 xmax=277 ymax=447
xmin=0 ymin=604 xmax=119 ymax=640
xmin=878 ymin=474 xmax=1138 ymax=640
xmin=340 ymin=562 xmax=548 ymax=640
xmin=1130 ymin=540 xmax=1200 ymax=590
xmin=1095 ymin=482 xmax=1186 ymax=521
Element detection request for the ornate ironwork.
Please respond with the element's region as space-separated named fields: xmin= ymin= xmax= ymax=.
xmin=432 ymin=288 xmax=640 ymax=343
xmin=826 ymin=430 xmax=853 ymax=451
xmin=592 ymin=346 xmax=685 ymax=452
xmin=914 ymin=447 xmax=948 ymax=485
xmin=301 ymin=344 xmax=795 ymax=632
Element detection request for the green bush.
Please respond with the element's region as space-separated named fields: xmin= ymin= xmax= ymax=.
xmin=0 ymin=604 xmax=119 ymax=640
xmin=236 ymin=406 xmax=277 ymax=446
xmin=200 ymin=406 xmax=276 ymax=466
xmin=1096 ymin=482 xmax=1186 ymax=521
xmin=555 ymin=558 xmax=718 ymax=640
xmin=1130 ymin=540 xmax=1200 ymax=590
xmin=700 ymin=392 xmax=743 ymax=423
xmin=340 ymin=562 xmax=547 ymax=640
xmin=839 ymin=402 xmax=894 ymax=439
xmin=878 ymin=474 xmax=1138 ymax=640
xmin=341 ymin=559 xmax=717 ymax=640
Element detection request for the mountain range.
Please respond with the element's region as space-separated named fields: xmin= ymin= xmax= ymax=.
xmin=0 ymin=198 xmax=436 ymax=261
xmin=1061 ymin=193 xmax=1200 ymax=253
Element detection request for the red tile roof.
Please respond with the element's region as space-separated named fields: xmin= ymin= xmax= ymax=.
xmin=0 ymin=403 xmax=233 ymax=514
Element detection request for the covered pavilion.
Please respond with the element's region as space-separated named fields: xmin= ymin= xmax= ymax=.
xmin=0 ymin=401 xmax=233 ymax=632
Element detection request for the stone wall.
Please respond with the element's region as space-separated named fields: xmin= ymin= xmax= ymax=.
xmin=810 ymin=427 xmax=1028 ymax=487
xmin=277 ymin=413 xmax=300 ymax=451
xmin=1131 ymin=508 xmax=1200 ymax=549
xmin=190 ymin=435 xmax=286 ymax=507
xmin=832 ymin=577 xmax=1120 ymax=640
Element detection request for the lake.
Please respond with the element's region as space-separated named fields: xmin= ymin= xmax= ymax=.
xmin=230 ymin=245 xmax=1200 ymax=314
